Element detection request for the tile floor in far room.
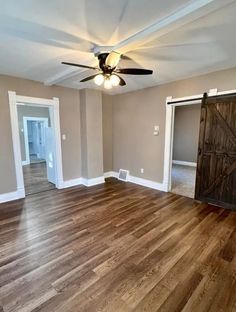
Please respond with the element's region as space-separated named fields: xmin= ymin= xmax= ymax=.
xmin=171 ymin=164 xmax=196 ymax=198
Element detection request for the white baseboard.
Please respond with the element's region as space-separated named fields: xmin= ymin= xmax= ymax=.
xmin=104 ymin=171 xmax=166 ymax=192
xmin=62 ymin=178 xmax=82 ymax=189
xmin=0 ymin=187 xmax=25 ymax=204
xmin=172 ymin=160 xmax=197 ymax=167
xmin=81 ymin=176 xmax=105 ymax=187
xmin=129 ymin=175 xmax=166 ymax=192
xmin=61 ymin=176 xmax=105 ymax=189
xmin=104 ymin=171 xmax=118 ymax=178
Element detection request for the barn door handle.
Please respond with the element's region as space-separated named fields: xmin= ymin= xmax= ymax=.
xmin=198 ymin=148 xmax=202 ymax=155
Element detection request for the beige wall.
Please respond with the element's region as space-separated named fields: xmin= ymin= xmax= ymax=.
xmin=173 ymin=104 xmax=201 ymax=163
xmin=102 ymin=94 xmax=113 ymax=172
xmin=80 ymin=89 xmax=104 ymax=179
xmin=17 ymin=105 xmax=50 ymax=161
xmin=0 ymin=75 xmax=81 ymax=194
xmin=111 ymin=66 xmax=236 ymax=183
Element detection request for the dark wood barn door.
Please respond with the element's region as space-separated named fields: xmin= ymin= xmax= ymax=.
xmin=195 ymin=93 xmax=236 ymax=210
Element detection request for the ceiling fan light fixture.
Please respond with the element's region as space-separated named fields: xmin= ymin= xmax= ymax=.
xmin=110 ymin=74 xmax=120 ymax=86
xmin=104 ymin=78 xmax=112 ymax=89
xmin=94 ymin=74 xmax=104 ymax=86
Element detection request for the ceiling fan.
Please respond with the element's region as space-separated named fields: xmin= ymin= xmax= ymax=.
xmin=62 ymin=51 xmax=153 ymax=89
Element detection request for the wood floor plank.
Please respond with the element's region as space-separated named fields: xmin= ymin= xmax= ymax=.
xmin=0 ymin=178 xmax=235 ymax=312
xmin=23 ymin=162 xmax=55 ymax=195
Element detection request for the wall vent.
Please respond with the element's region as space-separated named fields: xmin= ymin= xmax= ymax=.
xmin=118 ymin=169 xmax=129 ymax=182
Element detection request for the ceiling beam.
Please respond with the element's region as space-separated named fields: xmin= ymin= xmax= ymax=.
xmin=115 ymin=0 xmax=235 ymax=53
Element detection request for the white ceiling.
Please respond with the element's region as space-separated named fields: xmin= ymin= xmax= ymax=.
xmin=1 ymin=0 xmax=236 ymax=94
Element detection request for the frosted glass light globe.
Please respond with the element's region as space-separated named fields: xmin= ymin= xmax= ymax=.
xmin=104 ymin=78 xmax=112 ymax=89
xmin=110 ymin=74 xmax=120 ymax=86
xmin=94 ymin=74 xmax=104 ymax=86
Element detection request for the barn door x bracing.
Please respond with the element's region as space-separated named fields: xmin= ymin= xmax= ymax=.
xmin=195 ymin=93 xmax=236 ymax=210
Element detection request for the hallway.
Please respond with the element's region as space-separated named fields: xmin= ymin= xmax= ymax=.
xmin=23 ymin=162 xmax=55 ymax=195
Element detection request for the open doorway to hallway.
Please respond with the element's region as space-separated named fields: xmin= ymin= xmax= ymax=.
xmin=17 ymin=104 xmax=56 ymax=195
xmin=171 ymin=103 xmax=201 ymax=198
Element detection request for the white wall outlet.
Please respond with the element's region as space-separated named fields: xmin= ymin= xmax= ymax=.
xmin=140 ymin=168 xmax=144 ymax=174
xmin=154 ymin=125 xmax=159 ymax=131
xmin=62 ymin=134 xmax=66 ymax=140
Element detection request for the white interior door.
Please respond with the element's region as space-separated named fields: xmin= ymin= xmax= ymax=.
xmin=45 ymin=127 xmax=56 ymax=184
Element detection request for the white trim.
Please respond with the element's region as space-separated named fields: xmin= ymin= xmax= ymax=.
xmin=104 ymin=171 xmax=166 ymax=192
xmin=23 ymin=116 xmax=49 ymax=165
xmin=163 ymin=97 xmax=175 ymax=192
xmin=81 ymin=176 xmax=105 ymax=187
xmin=62 ymin=178 xmax=83 ymax=189
xmin=62 ymin=176 xmax=105 ymax=188
xmin=52 ymin=98 xmax=64 ymax=189
xmin=217 ymin=89 xmax=236 ymax=96
xmin=8 ymin=91 xmax=26 ymax=199
xmin=104 ymin=171 xmax=118 ymax=178
xmin=7 ymin=92 xmax=64 ymax=201
xmin=0 ymin=187 xmax=25 ymax=204
xmin=16 ymin=95 xmax=54 ymax=106
xmin=129 ymin=175 xmax=166 ymax=191
xmin=0 ymin=191 xmax=20 ymax=203
xmin=172 ymin=160 xmax=197 ymax=167
xmin=167 ymin=94 xmax=203 ymax=105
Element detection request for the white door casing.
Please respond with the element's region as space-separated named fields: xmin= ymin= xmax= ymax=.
xmin=45 ymin=127 xmax=56 ymax=184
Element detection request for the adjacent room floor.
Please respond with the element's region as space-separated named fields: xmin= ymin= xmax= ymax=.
xmin=30 ymin=154 xmax=46 ymax=164
xmin=23 ymin=161 xmax=55 ymax=195
xmin=171 ymin=164 xmax=196 ymax=198
xmin=0 ymin=178 xmax=236 ymax=312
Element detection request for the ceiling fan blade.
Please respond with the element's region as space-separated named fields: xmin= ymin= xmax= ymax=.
xmin=115 ymin=74 xmax=126 ymax=86
xmin=62 ymin=62 xmax=98 ymax=70
xmin=80 ymin=74 xmax=99 ymax=82
xmin=105 ymin=51 xmax=121 ymax=68
xmin=115 ymin=68 xmax=153 ymax=75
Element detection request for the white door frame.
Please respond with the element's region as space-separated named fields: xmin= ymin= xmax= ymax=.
xmin=23 ymin=116 xmax=49 ymax=166
xmin=8 ymin=91 xmax=64 ymax=199
xmin=163 ymin=88 xmax=236 ymax=192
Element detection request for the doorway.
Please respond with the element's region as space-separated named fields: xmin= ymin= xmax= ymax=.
xmin=171 ymin=104 xmax=201 ymax=198
xmin=8 ymin=92 xmax=63 ymax=199
xmin=23 ymin=117 xmax=49 ymax=165
xmin=163 ymin=95 xmax=202 ymax=197
xmin=18 ymin=106 xmax=56 ymax=195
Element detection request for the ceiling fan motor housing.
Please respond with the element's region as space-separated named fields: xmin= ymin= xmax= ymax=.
xmin=97 ymin=53 xmax=114 ymax=74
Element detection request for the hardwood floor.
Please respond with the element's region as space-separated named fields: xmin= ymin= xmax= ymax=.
xmin=23 ymin=162 xmax=55 ymax=195
xmin=0 ymin=178 xmax=236 ymax=312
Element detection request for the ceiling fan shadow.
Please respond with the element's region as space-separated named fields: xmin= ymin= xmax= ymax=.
xmin=0 ymin=15 xmax=97 ymax=52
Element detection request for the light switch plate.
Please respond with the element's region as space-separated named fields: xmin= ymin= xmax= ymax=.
xmin=62 ymin=134 xmax=66 ymax=140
